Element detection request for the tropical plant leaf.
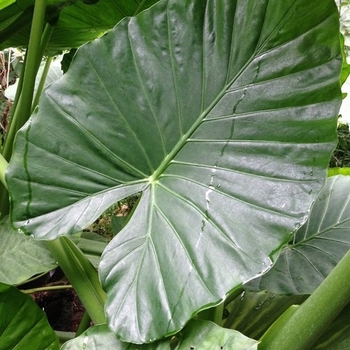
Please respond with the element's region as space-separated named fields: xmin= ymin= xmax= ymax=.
xmin=61 ymin=320 xmax=258 ymax=350
xmin=246 ymin=175 xmax=350 ymax=294
xmin=0 ymin=286 xmax=59 ymax=349
xmin=311 ymin=302 xmax=350 ymax=349
xmin=0 ymin=0 xmax=160 ymax=54
xmin=0 ymin=282 xmax=11 ymax=292
xmin=7 ymin=0 xmax=341 ymax=343
xmin=0 ymin=217 xmax=56 ymax=285
xmin=223 ymin=290 xmax=307 ymax=339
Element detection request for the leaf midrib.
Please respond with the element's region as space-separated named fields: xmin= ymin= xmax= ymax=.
xmin=149 ymin=0 xmax=305 ymax=183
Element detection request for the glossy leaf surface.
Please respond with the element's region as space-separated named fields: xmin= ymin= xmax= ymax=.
xmin=246 ymin=175 xmax=350 ymax=294
xmin=0 ymin=217 xmax=56 ymax=285
xmin=7 ymin=0 xmax=341 ymax=343
xmin=61 ymin=320 xmax=258 ymax=350
xmin=0 ymin=286 xmax=59 ymax=349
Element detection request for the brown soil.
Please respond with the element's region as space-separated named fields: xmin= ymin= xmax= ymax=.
xmin=24 ymin=268 xmax=85 ymax=332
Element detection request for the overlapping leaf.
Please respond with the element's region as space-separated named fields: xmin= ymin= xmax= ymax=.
xmin=61 ymin=320 xmax=258 ymax=350
xmin=0 ymin=217 xmax=56 ymax=285
xmin=223 ymin=291 xmax=307 ymax=339
xmin=246 ymin=175 xmax=350 ymax=294
xmin=0 ymin=286 xmax=59 ymax=349
xmin=7 ymin=0 xmax=341 ymax=343
xmin=0 ymin=0 xmax=159 ymax=54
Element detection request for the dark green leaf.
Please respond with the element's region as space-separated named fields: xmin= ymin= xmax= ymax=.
xmin=7 ymin=0 xmax=342 ymax=343
xmin=0 ymin=0 xmax=160 ymax=54
xmin=0 ymin=286 xmax=59 ymax=349
xmin=111 ymin=215 xmax=127 ymax=235
xmin=223 ymin=291 xmax=307 ymax=340
xmin=246 ymin=176 xmax=350 ymax=294
xmin=0 ymin=282 xmax=11 ymax=292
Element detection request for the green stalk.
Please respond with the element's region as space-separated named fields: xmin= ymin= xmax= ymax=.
xmin=262 ymin=249 xmax=350 ymax=350
xmin=224 ymin=286 xmax=245 ymax=306
xmin=0 ymin=154 xmax=8 ymax=189
xmin=32 ymin=55 xmax=53 ymax=111
xmin=0 ymin=5 xmax=54 ymax=219
xmin=197 ymin=303 xmax=224 ymax=325
xmin=45 ymin=237 xmax=106 ymax=325
xmin=3 ymin=0 xmax=47 ymax=161
xmin=21 ymin=284 xmax=73 ymax=294
xmin=56 ymin=331 xmax=75 ymax=345
xmin=75 ymin=311 xmax=92 ymax=336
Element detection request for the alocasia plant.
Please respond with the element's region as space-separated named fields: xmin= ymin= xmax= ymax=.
xmin=5 ymin=0 xmax=342 ymax=345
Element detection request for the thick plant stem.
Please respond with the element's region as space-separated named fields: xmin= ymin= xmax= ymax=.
xmin=3 ymin=0 xmax=47 ymax=161
xmin=45 ymin=237 xmax=106 ymax=325
xmin=263 ymin=249 xmax=350 ymax=350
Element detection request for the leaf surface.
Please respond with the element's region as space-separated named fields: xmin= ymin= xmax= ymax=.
xmin=223 ymin=291 xmax=307 ymax=340
xmin=0 ymin=218 xmax=56 ymax=285
xmin=7 ymin=0 xmax=342 ymax=343
xmin=246 ymin=175 xmax=350 ymax=294
xmin=61 ymin=320 xmax=258 ymax=350
xmin=0 ymin=286 xmax=59 ymax=349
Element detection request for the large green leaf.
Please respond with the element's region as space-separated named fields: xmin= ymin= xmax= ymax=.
xmin=0 ymin=286 xmax=59 ymax=349
xmin=61 ymin=320 xmax=258 ymax=350
xmin=0 ymin=217 xmax=56 ymax=285
xmin=223 ymin=291 xmax=307 ymax=340
xmin=7 ymin=0 xmax=341 ymax=343
xmin=0 ymin=0 xmax=159 ymax=54
xmin=246 ymin=175 xmax=350 ymax=294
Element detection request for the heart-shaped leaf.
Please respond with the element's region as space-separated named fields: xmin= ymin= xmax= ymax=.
xmin=7 ymin=0 xmax=341 ymax=343
xmin=246 ymin=175 xmax=350 ymax=294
